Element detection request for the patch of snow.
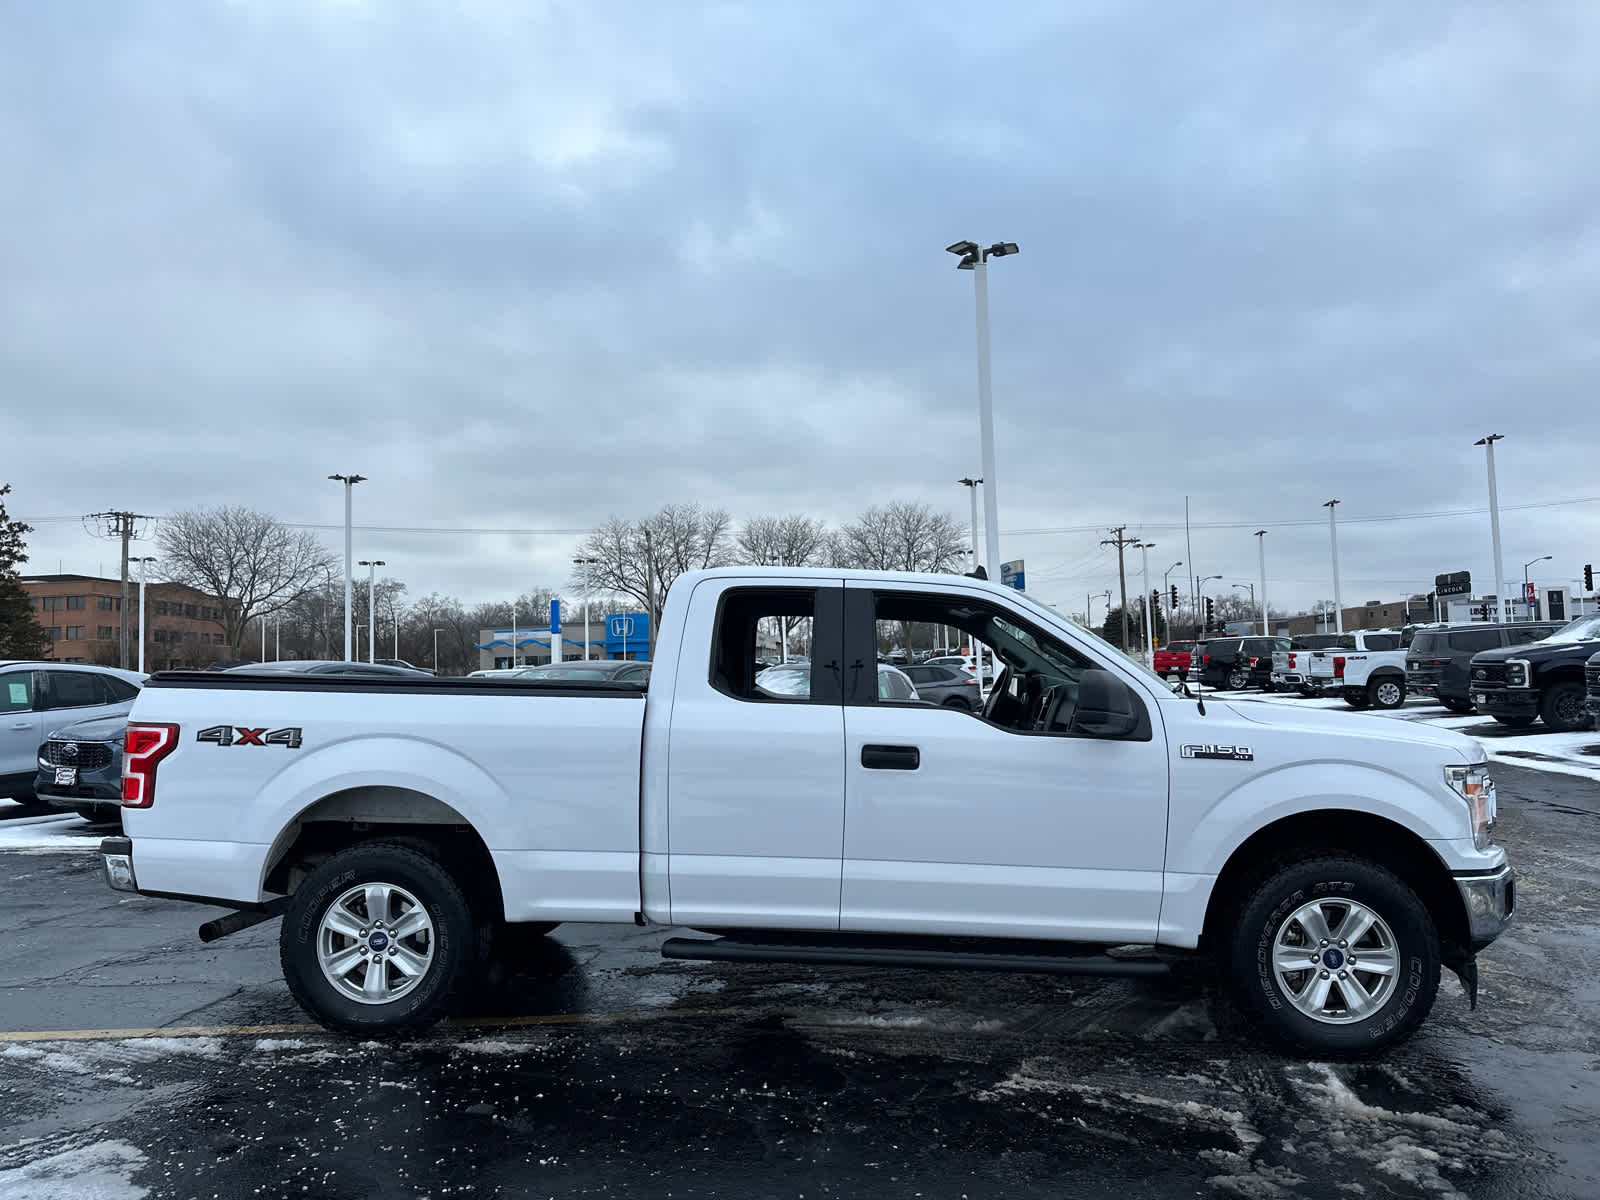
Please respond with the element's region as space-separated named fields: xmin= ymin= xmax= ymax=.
xmin=0 ymin=1138 xmax=148 ymax=1199
xmin=115 ymin=1037 xmax=223 ymax=1059
xmin=0 ymin=813 xmax=99 ymax=852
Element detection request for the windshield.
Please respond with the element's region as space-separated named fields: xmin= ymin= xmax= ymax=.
xmin=1003 ymin=588 xmax=1174 ymax=690
xmin=754 ymin=664 xmax=810 ymax=697
xmin=1545 ymin=615 xmax=1600 ymax=644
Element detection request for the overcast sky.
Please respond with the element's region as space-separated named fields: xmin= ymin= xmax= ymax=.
xmin=5 ymin=2 xmax=1598 ymax=620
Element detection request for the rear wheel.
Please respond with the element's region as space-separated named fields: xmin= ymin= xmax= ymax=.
xmin=1441 ymin=697 xmax=1475 ymax=714
xmin=1368 ymin=676 xmax=1406 ymax=710
xmin=1226 ymin=666 xmax=1250 ymax=690
xmin=941 ymin=695 xmax=974 ymax=711
xmin=1540 ymin=682 xmax=1587 ymax=733
xmin=1343 ymin=688 xmax=1370 ymax=709
xmin=280 ymin=841 xmax=478 ymax=1037
xmin=1226 ymin=856 xmax=1440 ymax=1056
xmin=1492 ymin=714 xmax=1535 ymax=729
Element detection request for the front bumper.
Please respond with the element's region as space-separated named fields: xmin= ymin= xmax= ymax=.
xmin=1470 ymin=686 xmax=1537 ymax=716
xmin=1455 ymin=864 xmax=1516 ymax=952
xmin=1584 ymin=692 xmax=1600 ymax=718
xmin=100 ymin=836 xmax=137 ymax=893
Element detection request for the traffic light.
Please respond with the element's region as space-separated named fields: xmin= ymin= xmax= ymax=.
xmin=1170 ymin=584 xmax=1179 ymax=608
xmin=1586 ymin=563 xmax=1594 ymax=592
xmin=1205 ymin=596 xmax=1215 ymax=631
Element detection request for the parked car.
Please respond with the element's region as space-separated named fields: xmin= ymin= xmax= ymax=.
xmin=34 ymin=711 xmax=131 ymax=825
xmin=512 ymin=660 xmax=651 ymax=684
xmin=1152 ymin=641 xmax=1196 ymax=682
xmin=466 ymin=668 xmax=526 ymax=679
xmin=203 ymin=660 xmax=258 ymax=672
xmin=223 ymin=660 xmax=433 ymax=677
xmin=756 ymin=661 xmax=920 ymax=701
xmin=1270 ymin=634 xmax=1352 ymax=694
xmin=1467 ymin=614 xmax=1600 ymax=732
xmin=1 ymin=662 xmax=145 ymax=804
xmin=103 ymin=564 xmax=1513 ymax=1054
xmin=1407 ymin=622 xmax=1563 ymax=714
xmin=375 ymin=658 xmax=435 ymax=675
xmin=1193 ymin=637 xmax=1288 ymax=690
xmin=900 ymin=662 xmax=984 ymax=709
xmin=927 ymin=653 xmax=995 ymax=685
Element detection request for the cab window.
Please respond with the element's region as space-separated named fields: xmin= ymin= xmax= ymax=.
xmin=0 ymin=671 xmax=33 ymax=714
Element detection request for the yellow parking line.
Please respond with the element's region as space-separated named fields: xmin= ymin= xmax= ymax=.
xmin=0 ymin=1008 xmax=723 ymax=1044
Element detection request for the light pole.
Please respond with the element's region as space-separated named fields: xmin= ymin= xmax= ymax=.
xmin=1231 ymin=582 xmax=1255 ymax=610
xmin=134 ymin=556 xmax=156 ymax=673
xmin=574 ymin=557 xmax=601 ymax=660
xmin=433 ymin=627 xmax=443 ymax=674
xmin=947 ymin=239 xmax=1018 ymax=578
xmin=1323 ymin=499 xmax=1344 ymax=633
xmin=1475 ymin=435 xmax=1508 ymax=623
xmin=1523 ymin=555 xmax=1551 ymax=621
xmin=328 ymin=473 xmax=366 ymax=660
xmin=358 ymin=559 xmax=385 ymax=662
xmin=1254 ymin=530 xmax=1268 ymax=635
xmin=958 ymin=476 xmax=986 ymax=681
xmin=1139 ymin=541 xmax=1155 ymax=662
xmin=1197 ymin=574 xmax=1222 ymax=633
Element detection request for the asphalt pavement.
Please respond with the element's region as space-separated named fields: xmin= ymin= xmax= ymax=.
xmin=0 ymin=761 xmax=1596 ymax=1199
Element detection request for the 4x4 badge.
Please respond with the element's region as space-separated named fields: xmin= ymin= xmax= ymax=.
xmin=1182 ymin=744 xmax=1254 ymax=761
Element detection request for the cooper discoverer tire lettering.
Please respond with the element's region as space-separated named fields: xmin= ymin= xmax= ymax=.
xmin=1227 ymin=855 xmax=1440 ymax=1056
xmin=280 ymin=841 xmax=477 ymax=1037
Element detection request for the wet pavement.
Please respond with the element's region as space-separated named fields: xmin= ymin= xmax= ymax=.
xmin=0 ymin=762 xmax=1596 ymax=1199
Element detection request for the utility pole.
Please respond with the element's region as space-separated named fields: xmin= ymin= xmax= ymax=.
xmin=87 ymin=510 xmax=153 ymax=669
xmin=1100 ymin=526 xmax=1141 ymax=655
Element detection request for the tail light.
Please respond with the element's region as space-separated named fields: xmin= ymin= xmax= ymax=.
xmin=1288 ymin=653 xmax=1297 ymax=668
xmin=1249 ymin=657 xmax=1259 ymax=667
xmin=1333 ymin=656 xmax=1346 ymax=678
xmin=122 ymin=723 xmax=179 ymax=808
xmin=1203 ymin=653 xmax=1211 ymax=664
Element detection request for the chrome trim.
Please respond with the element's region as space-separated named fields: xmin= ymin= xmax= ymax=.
xmin=103 ymin=851 xmax=138 ymax=893
xmin=1455 ymin=865 xmax=1515 ymax=950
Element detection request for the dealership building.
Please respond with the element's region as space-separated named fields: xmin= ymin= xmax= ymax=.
xmin=476 ymin=613 xmax=651 ymax=671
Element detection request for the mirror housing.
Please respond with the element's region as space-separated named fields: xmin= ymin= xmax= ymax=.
xmin=1069 ymin=670 xmax=1141 ymax=738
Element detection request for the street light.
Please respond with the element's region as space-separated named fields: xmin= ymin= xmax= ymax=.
xmin=1197 ymin=574 xmax=1222 ymax=632
xmin=328 ymin=473 xmax=367 ymax=660
xmin=433 ymin=627 xmax=444 ymax=674
xmin=958 ymin=477 xmax=987 ymax=681
xmin=1139 ymin=541 xmax=1155 ymax=662
xmin=134 ymin=556 xmax=156 ymax=673
xmin=1523 ymin=555 xmax=1552 ymax=621
xmin=1323 ymin=500 xmax=1343 ymax=633
xmin=574 ymin=557 xmax=601 ymax=660
xmin=1254 ymin=530 xmax=1268 ymax=636
xmin=358 ymin=559 xmax=385 ymax=663
xmin=947 ymin=239 xmax=1017 ymax=578
xmin=1475 ymin=435 xmax=1508 ymax=623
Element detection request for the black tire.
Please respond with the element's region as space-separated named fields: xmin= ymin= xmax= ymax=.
xmin=1343 ymin=688 xmax=1370 ymax=709
xmin=1226 ymin=666 xmax=1250 ymax=690
xmin=280 ymin=841 xmax=478 ymax=1037
xmin=1539 ymin=682 xmax=1587 ymax=733
xmin=1367 ymin=676 xmax=1406 ymax=710
xmin=941 ymin=695 xmax=974 ymax=711
xmin=1299 ymin=686 xmax=1319 ymax=698
xmin=1441 ymin=697 xmax=1475 ymax=715
xmin=1227 ymin=856 xmax=1440 ymax=1056
xmin=1491 ymin=714 xmax=1535 ymax=729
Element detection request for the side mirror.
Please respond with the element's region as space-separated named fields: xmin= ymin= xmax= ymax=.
xmin=1070 ymin=670 xmax=1141 ymax=738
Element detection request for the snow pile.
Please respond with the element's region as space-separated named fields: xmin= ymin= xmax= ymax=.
xmin=0 ymin=1138 xmax=148 ymax=1199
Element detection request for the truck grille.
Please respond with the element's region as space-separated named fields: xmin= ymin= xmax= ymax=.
xmin=41 ymin=741 xmax=114 ymax=770
xmin=1471 ymin=663 xmax=1509 ymax=688
xmin=1587 ymin=661 xmax=1600 ymax=695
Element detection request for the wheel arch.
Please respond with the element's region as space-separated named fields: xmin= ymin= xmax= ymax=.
xmin=1199 ymin=810 xmax=1466 ymax=958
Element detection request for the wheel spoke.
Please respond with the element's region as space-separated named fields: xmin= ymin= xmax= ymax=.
xmin=389 ymin=907 xmax=430 ymax=941
xmin=1273 ymin=946 xmax=1317 ymax=974
xmin=390 ymin=945 xmax=430 ymax=977
xmin=323 ymin=945 xmax=366 ymax=980
xmin=1296 ymin=903 xmax=1334 ymax=945
xmin=1353 ymin=948 xmax=1398 ymax=977
xmin=1301 ymin=973 xmax=1334 ymax=1013
xmin=362 ymin=958 xmax=390 ymax=1000
xmin=323 ymin=908 xmax=365 ymax=941
xmin=1340 ymin=908 xmax=1377 ymax=946
xmin=364 ymin=884 xmax=392 ymax=924
xmin=1339 ymin=975 xmax=1380 ymax=1018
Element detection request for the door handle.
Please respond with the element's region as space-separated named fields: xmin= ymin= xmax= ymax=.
xmin=9 ymin=721 xmax=29 ymax=729
xmin=861 ymin=744 xmax=920 ymax=771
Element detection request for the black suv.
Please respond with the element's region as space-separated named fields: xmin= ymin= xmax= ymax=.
xmin=1196 ymin=636 xmax=1290 ymax=690
xmin=1466 ymin=614 xmax=1600 ymax=732
xmin=1406 ymin=621 xmax=1562 ymax=714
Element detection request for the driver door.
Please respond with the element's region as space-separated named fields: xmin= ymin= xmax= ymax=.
xmin=838 ymin=580 xmax=1170 ymax=943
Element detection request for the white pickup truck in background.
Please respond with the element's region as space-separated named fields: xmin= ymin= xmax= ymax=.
xmin=1305 ymin=629 xmax=1413 ymax=709
xmin=1269 ymin=634 xmax=1353 ymax=695
xmin=101 ymin=567 xmax=1513 ymax=1056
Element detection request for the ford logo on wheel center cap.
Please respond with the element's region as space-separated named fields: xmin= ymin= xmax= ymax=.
xmin=1322 ymin=948 xmax=1345 ymax=970
xmin=368 ymin=931 xmax=390 ymax=952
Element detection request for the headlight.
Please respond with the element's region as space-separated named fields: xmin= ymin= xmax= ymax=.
xmin=1505 ymin=660 xmax=1529 ymax=688
xmin=1444 ymin=764 xmax=1495 ymax=850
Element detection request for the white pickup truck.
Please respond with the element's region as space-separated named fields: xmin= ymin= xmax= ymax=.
xmin=100 ymin=567 xmax=1513 ymax=1055
xmin=1305 ymin=630 xmax=1413 ymax=710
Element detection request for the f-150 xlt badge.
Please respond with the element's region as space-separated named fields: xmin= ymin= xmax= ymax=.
xmin=1181 ymin=744 xmax=1254 ymax=761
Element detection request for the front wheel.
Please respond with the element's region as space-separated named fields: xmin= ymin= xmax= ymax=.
xmin=941 ymin=696 xmax=974 ymax=712
xmin=1226 ymin=667 xmax=1251 ymax=690
xmin=1343 ymin=688 xmax=1370 ymax=709
xmin=1539 ymin=682 xmax=1587 ymax=733
xmin=1368 ymin=676 xmax=1406 ymax=710
xmin=280 ymin=841 xmax=478 ymax=1037
xmin=1492 ymin=714 xmax=1535 ymax=729
xmin=1227 ymin=856 xmax=1440 ymax=1056
xmin=1441 ymin=697 xmax=1475 ymax=715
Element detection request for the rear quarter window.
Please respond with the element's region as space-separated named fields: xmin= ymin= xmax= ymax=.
xmin=1409 ymin=632 xmax=1445 ymax=656
xmin=1448 ymin=629 xmax=1501 ymax=653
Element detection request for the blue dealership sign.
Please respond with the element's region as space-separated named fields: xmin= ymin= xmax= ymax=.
xmin=1001 ymin=559 xmax=1025 ymax=591
xmin=605 ymin=613 xmax=651 ymax=660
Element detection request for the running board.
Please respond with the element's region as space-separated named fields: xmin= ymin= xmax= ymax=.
xmin=660 ymin=933 xmax=1169 ymax=977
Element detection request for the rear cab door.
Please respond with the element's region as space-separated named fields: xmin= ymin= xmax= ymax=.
xmin=0 ymin=668 xmax=43 ymax=789
xmin=660 ymin=578 xmax=848 ymax=929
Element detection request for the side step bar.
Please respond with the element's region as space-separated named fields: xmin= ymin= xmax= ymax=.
xmin=661 ymin=933 xmax=1169 ymax=978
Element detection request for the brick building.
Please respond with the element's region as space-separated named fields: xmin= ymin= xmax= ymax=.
xmin=21 ymin=574 xmax=233 ymax=671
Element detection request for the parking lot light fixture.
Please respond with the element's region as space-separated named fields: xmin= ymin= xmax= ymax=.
xmin=1523 ymin=555 xmax=1552 ymax=620
xmin=948 ymin=239 xmax=1017 ymax=577
xmin=135 ymin=556 xmax=156 ymax=673
xmin=329 ymin=474 xmax=367 ymax=660
xmin=574 ymin=557 xmax=601 ymax=660
xmin=1474 ymin=436 xmax=1508 ymax=622
xmin=1323 ymin=500 xmax=1343 ymax=633
xmin=358 ymin=559 xmax=385 ymax=663
xmin=1255 ymin=530 xmax=1268 ymax=636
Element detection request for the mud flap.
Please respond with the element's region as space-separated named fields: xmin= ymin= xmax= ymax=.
xmin=1453 ymin=955 xmax=1479 ymax=1011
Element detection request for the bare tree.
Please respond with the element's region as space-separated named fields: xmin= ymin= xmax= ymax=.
xmin=572 ymin=504 xmax=734 ymax=634
xmin=837 ymin=502 xmax=968 ymax=574
xmin=737 ymin=514 xmax=829 ymax=567
xmin=156 ymin=507 xmax=337 ymax=656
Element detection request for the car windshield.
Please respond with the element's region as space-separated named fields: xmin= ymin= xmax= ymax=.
xmin=754 ymin=665 xmax=810 ymax=697
xmin=1545 ymin=615 xmax=1600 ymax=643
xmin=1003 ymin=588 xmax=1173 ymax=690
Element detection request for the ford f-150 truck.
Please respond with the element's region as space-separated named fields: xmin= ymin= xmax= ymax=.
xmin=1305 ymin=630 xmax=1411 ymax=709
xmin=100 ymin=567 xmax=1514 ymax=1056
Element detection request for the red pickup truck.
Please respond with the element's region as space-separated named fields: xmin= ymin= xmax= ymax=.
xmin=1153 ymin=640 xmax=1196 ymax=680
